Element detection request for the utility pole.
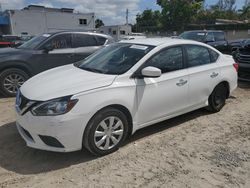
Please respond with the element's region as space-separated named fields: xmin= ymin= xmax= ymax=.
xmin=126 ymin=9 xmax=128 ymax=26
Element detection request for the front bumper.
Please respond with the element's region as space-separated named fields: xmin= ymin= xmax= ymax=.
xmin=16 ymin=111 xmax=87 ymax=152
xmin=238 ymin=63 xmax=250 ymax=82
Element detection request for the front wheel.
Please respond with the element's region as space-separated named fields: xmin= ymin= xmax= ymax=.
xmin=0 ymin=68 xmax=29 ymax=97
xmin=206 ymin=83 xmax=227 ymax=113
xmin=83 ymin=108 xmax=129 ymax=156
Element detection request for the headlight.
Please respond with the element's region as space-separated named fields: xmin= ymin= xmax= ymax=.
xmin=31 ymin=96 xmax=78 ymax=116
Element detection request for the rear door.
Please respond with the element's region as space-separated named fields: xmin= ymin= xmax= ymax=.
xmin=72 ymin=33 xmax=102 ymax=62
xmin=185 ymin=45 xmax=220 ymax=107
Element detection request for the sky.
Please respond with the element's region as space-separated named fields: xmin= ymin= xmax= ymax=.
xmin=0 ymin=0 xmax=247 ymax=25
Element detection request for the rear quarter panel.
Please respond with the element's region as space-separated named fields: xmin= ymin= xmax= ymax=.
xmin=218 ymin=54 xmax=238 ymax=93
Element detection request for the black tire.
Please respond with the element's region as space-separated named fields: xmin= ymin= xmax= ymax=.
xmin=0 ymin=68 xmax=29 ymax=97
xmin=83 ymin=108 xmax=129 ymax=156
xmin=206 ymin=83 xmax=227 ymax=113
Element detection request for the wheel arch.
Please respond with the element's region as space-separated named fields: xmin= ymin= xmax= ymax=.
xmin=0 ymin=61 xmax=32 ymax=77
xmin=85 ymin=104 xmax=133 ymax=138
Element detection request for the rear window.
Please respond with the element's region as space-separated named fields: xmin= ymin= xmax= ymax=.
xmin=213 ymin=32 xmax=225 ymax=41
xmin=72 ymin=34 xmax=97 ymax=48
xmin=209 ymin=49 xmax=219 ymax=62
xmin=186 ymin=45 xmax=211 ymax=67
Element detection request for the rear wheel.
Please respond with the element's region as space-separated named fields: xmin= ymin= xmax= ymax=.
xmin=206 ymin=83 xmax=227 ymax=113
xmin=0 ymin=68 xmax=29 ymax=97
xmin=83 ymin=108 xmax=129 ymax=156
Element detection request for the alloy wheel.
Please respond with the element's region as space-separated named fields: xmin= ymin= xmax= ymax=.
xmin=3 ymin=73 xmax=25 ymax=94
xmin=94 ymin=116 xmax=124 ymax=150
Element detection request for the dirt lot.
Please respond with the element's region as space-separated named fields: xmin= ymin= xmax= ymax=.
xmin=0 ymin=83 xmax=250 ymax=188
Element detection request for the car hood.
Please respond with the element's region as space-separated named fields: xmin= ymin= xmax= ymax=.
xmin=20 ymin=64 xmax=117 ymax=101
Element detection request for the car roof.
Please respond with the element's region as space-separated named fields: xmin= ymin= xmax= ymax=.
xmin=183 ymin=30 xmax=224 ymax=33
xmin=47 ymin=31 xmax=112 ymax=39
xmin=119 ymin=37 xmax=207 ymax=47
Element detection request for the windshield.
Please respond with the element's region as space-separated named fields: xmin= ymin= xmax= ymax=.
xmin=75 ymin=43 xmax=155 ymax=75
xmin=179 ymin=32 xmax=206 ymax=42
xmin=18 ymin=34 xmax=50 ymax=49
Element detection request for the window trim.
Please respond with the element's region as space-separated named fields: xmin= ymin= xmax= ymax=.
xmin=132 ymin=45 xmax=186 ymax=78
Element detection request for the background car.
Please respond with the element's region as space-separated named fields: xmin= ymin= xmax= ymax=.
xmin=233 ymin=39 xmax=250 ymax=81
xmin=179 ymin=30 xmax=230 ymax=54
xmin=0 ymin=31 xmax=114 ymax=97
xmin=0 ymin=35 xmax=20 ymax=48
xmin=16 ymin=38 xmax=238 ymax=156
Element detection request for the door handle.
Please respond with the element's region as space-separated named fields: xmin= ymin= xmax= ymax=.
xmin=176 ymin=79 xmax=188 ymax=86
xmin=210 ymin=72 xmax=219 ymax=78
xmin=67 ymin=54 xmax=75 ymax=58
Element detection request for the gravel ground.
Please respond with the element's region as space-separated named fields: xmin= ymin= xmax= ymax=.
xmin=0 ymin=82 xmax=249 ymax=188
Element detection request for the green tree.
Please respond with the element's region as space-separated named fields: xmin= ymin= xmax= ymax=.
xmin=157 ymin=0 xmax=203 ymax=30
xmin=134 ymin=9 xmax=162 ymax=32
xmin=95 ymin=19 xmax=104 ymax=28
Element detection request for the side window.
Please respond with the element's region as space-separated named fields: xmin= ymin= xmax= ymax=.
xmin=96 ymin=36 xmax=107 ymax=45
xmin=209 ymin=49 xmax=219 ymax=62
xmin=206 ymin=32 xmax=215 ymax=42
xmin=186 ymin=45 xmax=211 ymax=67
xmin=213 ymin=32 xmax=225 ymax=41
xmin=72 ymin=34 xmax=97 ymax=48
xmin=145 ymin=47 xmax=183 ymax=73
xmin=43 ymin=34 xmax=71 ymax=49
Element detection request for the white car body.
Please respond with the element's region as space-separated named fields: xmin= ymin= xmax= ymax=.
xmin=16 ymin=38 xmax=238 ymax=153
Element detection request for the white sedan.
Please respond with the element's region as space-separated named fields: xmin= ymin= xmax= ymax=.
xmin=15 ymin=38 xmax=238 ymax=156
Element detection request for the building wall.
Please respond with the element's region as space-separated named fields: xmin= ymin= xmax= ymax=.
xmin=99 ymin=25 xmax=132 ymax=41
xmin=8 ymin=8 xmax=95 ymax=35
xmin=225 ymin=29 xmax=250 ymax=40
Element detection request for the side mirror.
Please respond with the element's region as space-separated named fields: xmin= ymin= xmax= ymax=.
xmin=141 ymin=66 xmax=162 ymax=78
xmin=43 ymin=45 xmax=54 ymax=53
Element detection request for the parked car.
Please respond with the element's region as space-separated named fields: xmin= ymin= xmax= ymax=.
xmin=13 ymin=35 xmax=34 ymax=47
xmin=179 ymin=30 xmax=230 ymax=54
xmin=233 ymin=39 xmax=250 ymax=81
xmin=15 ymin=38 xmax=238 ymax=156
xmin=228 ymin=39 xmax=246 ymax=52
xmin=0 ymin=35 xmax=20 ymax=48
xmin=0 ymin=31 xmax=114 ymax=97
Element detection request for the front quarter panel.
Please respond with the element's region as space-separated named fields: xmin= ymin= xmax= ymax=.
xmin=71 ymin=75 xmax=137 ymax=137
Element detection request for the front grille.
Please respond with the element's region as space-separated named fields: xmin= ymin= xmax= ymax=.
xmin=16 ymin=91 xmax=37 ymax=115
xmin=236 ymin=53 xmax=250 ymax=64
xmin=19 ymin=93 xmax=30 ymax=111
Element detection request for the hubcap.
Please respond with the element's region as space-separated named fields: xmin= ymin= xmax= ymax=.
xmin=3 ymin=74 xmax=25 ymax=94
xmin=94 ymin=116 xmax=124 ymax=150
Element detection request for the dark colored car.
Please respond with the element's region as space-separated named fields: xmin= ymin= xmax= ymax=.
xmin=0 ymin=31 xmax=114 ymax=97
xmin=179 ymin=30 xmax=230 ymax=54
xmin=233 ymin=39 xmax=250 ymax=81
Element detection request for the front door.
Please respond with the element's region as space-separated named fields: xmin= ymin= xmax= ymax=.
xmin=135 ymin=46 xmax=189 ymax=126
xmin=31 ymin=33 xmax=76 ymax=74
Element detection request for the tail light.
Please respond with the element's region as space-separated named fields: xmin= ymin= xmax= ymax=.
xmin=233 ymin=63 xmax=239 ymax=72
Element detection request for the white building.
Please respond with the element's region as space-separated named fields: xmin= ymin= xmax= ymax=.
xmin=99 ymin=25 xmax=132 ymax=41
xmin=0 ymin=5 xmax=95 ymax=35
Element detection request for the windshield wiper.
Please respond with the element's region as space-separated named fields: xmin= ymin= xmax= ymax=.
xmin=81 ymin=67 xmax=104 ymax=74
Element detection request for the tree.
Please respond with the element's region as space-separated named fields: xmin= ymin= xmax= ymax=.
xmin=134 ymin=9 xmax=162 ymax=32
xmin=95 ymin=19 xmax=104 ymax=28
xmin=157 ymin=0 xmax=203 ymax=30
